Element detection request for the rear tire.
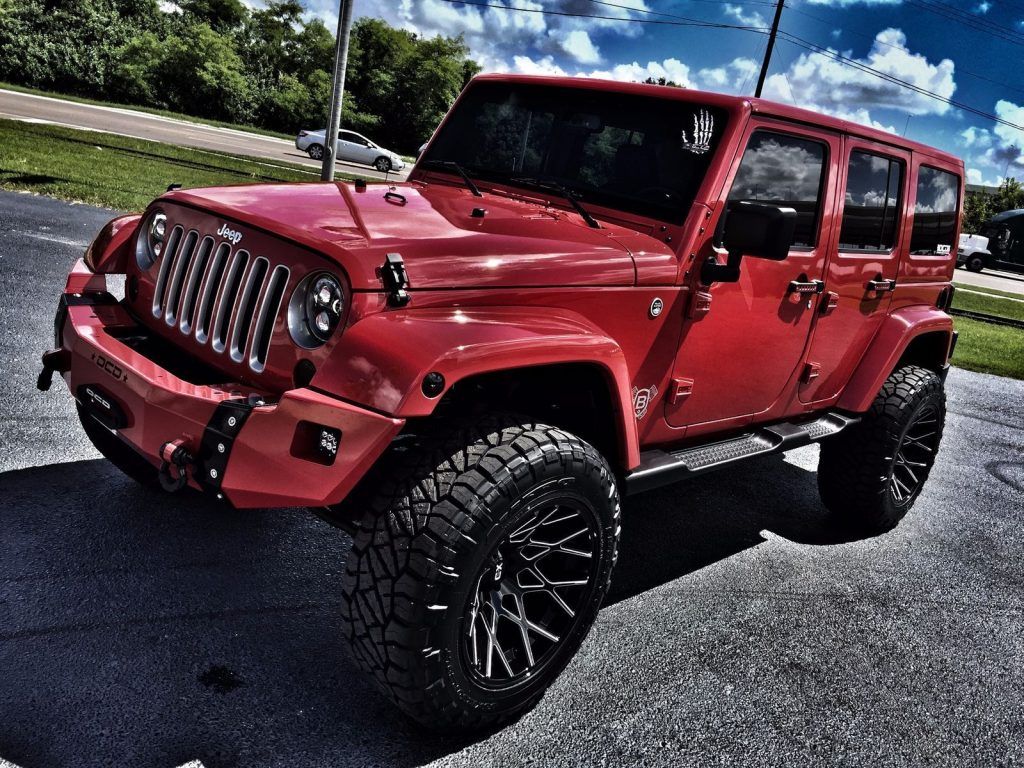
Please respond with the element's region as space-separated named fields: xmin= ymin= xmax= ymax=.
xmin=339 ymin=415 xmax=620 ymax=731
xmin=307 ymin=144 xmax=324 ymax=160
xmin=818 ymin=365 xmax=945 ymax=534
xmin=77 ymin=404 xmax=159 ymax=487
xmin=965 ymin=254 xmax=985 ymax=272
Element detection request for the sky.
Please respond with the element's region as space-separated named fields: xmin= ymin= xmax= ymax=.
xmin=296 ymin=0 xmax=1024 ymax=187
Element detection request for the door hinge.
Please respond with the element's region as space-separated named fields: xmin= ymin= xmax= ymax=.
xmin=668 ymin=377 xmax=695 ymax=404
xmin=800 ymin=362 xmax=821 ymax=383
xmin=821 ymin=291 xmax=839 ymax=315
xmin=687 ymin=290 xmax=712 ymax=320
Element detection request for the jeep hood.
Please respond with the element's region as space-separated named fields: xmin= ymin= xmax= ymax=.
xmin=168 ymin=182 xmax=675 ymax=290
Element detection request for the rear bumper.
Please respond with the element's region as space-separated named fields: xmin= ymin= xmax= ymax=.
xmin=50 ymin=260 xmax=404 ymax=508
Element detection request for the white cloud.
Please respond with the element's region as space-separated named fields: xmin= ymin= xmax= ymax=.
xmin=696 ymin=57 xmax=759 ymax=94
xmin=357 ymin=0 xmax=651 ymax=73
xmin=966 ymin=168 xmax=1003 ymax=187
xmin=722 ymin=3 xmax=767 ymax=28
xmin=761 ymin=28 xmax=955 ymax=133
xmin=559 ymin=29 xmax=602 ymax=65
xmin=503 ymin=54 xmax=693 ymax=87
xmin=973 ymin=1 xmax=992 ymax=13
xmin=961 ymin=126 xmax=993 ymax=149
xmin=993 ymin=100 xmax=1024 ymax=153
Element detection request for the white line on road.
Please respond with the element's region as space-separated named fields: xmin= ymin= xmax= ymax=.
xmin=956 ymin=286 xmax=1024 ymax=303
xmin=18 ymin=232 xmax=90 ymax=248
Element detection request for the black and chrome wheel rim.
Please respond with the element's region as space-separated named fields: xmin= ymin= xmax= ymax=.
xmin=889 ymin=403 xmax=941 ymax=506
xmin=461 ymin=493 xmax=600 ymax=688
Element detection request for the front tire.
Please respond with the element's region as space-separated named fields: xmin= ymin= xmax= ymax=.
xmin=373 ymin=156 xmax=392 ymax=172
xmin=965 ymin=254 xmax=985 ymax=272
xmin=818 ymin=365 xmax=945 ymax=534
xmin=339 ymin=415 xmax=620 ymax=730
xmin=307 ymin=143 xmax=324 ymax=160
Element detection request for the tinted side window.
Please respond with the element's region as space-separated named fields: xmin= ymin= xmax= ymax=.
xmin=839 ymin=151 xmax=903 ymax=251
xmin=910 ymin=167 xmax=960 ymax=255
xmin=727 ymin=131 xmax=827 ymax=247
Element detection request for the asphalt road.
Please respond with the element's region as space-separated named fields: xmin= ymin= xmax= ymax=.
xmin=1 ymin=190 xmax=1023 ymax=768
xmin=954 ymin=265 xmax=1024 ymax=296
xmin=0 ymin=88 xmax=410 ymax=183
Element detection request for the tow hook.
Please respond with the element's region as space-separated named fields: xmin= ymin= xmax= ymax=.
xmin=37 ymin=348 xmax=71 ymax=392
xmin=158 ymin=438 xmax=194 ymax=493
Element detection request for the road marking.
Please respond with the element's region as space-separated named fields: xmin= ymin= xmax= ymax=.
xmin=19 ymin=231 xmax=89 ymax=248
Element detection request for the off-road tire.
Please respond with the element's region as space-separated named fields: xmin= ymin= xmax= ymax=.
xmin=965 ymin=254 xmax=985 ymax=272
xmin=77 ymin=403 xmax=159 ymax=487
xmin=818 ymin=365 xmax=945 ymax=533
xmin=373 ymin=156 xmax=392 ymax=173
xmin=307 ymin=143 xmax=324 ymax=160
xmin=339 ymin=414 xmax=620 ymax=731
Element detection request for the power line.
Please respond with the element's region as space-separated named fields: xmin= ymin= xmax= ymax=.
xmin=787 ymin=4 xmax=1024 ymax=100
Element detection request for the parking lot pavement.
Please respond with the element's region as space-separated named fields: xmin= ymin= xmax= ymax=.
xmin=954 ymin=265 xmax=1024 ymax=295
xmin=2 ymin=190 xmax=1023 ymax=768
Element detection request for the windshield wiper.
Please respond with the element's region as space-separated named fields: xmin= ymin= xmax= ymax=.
xmin=421 ymin=159 xmax=482 ymax=197
xmin=509 ymin=176 xmax=601 ymax=229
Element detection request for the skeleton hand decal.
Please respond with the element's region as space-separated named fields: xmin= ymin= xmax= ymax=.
xmin=680 ymin=109 xmax=714 ymax=155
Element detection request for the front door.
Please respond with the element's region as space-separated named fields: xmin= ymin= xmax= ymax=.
xmin=799 ymin=138 xmax=909 ymax=404
xmin=665 ymin=122 xmax=840 ymax=433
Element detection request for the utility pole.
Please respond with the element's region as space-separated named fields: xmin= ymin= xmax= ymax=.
xmin=321 ymin=0 xmax=355 ymax=181
xmin=754 ymin=0 xmax=785 ymax=98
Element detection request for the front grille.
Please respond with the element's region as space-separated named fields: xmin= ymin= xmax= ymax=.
xmin=151 ymin=225 xmax=290 ymax=374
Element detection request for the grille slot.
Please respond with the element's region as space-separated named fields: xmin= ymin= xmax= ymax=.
xmin=211 ymin=250 xmax=250 ymax=354
xmin=250 ymin=265 xmax=290 ymax=372
xmin=151 ymin=225 xmax=183 ymax=317
xmin=178 ymin=236 xmax=214 ymax=335
xmin=194 ymin=243 xmax=230 ymax=345
xmin=229 ymin=257 xmax=269 ymax=363
xmin=164 ymin=230 xmax=199 ymax=326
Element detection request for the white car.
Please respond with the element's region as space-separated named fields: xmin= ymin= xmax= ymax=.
xmin=295 ymin=128 xmax=406 ymax=173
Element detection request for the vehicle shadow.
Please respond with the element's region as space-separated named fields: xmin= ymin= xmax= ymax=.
xmin=0 ymin=450 xmax=870 ymax=768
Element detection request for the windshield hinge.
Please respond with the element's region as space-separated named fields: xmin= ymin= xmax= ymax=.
xmin=378 ymin=252 xmax=410 ymax=307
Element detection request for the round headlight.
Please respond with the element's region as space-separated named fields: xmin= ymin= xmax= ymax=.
xmin=288 ymin=271 xmax=345 ymax=348
xmin=136 ymin=209 xmax=167 ymax=269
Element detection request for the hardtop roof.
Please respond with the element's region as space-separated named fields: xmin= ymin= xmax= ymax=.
xmin=472 ymin=73 xmax=963 ymax=168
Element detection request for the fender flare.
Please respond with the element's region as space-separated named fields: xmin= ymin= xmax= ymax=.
xmin=836 ymin=305 xmax=954 ymax=413
xmin=314 ymin=305 xmax=641 ymax=468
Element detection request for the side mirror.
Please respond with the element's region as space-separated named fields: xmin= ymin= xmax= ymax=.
xmin=702 ymin=201 xmax=797 ymax=284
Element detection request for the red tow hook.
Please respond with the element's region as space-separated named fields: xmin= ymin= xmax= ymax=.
xmin=158 ymin=438 xmax=194 ymax=493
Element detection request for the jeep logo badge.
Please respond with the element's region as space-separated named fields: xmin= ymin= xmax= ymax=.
xmin=217 ymin=223 xmax=243 ymax=245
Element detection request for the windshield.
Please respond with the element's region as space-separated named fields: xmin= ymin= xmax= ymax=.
xmin=421 ymin=81 xmax=727 ymax=224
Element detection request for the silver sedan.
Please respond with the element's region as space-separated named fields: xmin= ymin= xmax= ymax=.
xmin=295 ymin=128 xmax=406 ymax=173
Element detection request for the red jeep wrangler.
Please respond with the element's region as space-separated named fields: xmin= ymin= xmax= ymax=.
xmin=40 ymin=75 xmax=962 ymax=729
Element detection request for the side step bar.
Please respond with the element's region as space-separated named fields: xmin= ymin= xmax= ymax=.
xmin=624 ymin=411 xmax=860 ymax=496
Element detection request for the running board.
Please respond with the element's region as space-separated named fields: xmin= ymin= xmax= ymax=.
xmin=624 ymin=411 xmax=860 ymax=496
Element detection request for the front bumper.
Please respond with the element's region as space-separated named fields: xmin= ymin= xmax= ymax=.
xmin=48 ymin=260 xmax=404 ymax=508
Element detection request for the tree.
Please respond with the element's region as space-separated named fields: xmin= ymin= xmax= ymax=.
xmin=178 ymin=0 xmax=248 ymax=32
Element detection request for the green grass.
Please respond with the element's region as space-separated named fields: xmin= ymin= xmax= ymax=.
xmin=0 ymin=81 xmax=294 ymax=140
xmin=951 ymin=286 xmax=1024 ymax=323
xmin=953 ymin=281 xmax=1024 ymax=303
xmin=951 ymin=317 xmax=1024 ymax=380
xmin=0 ymin=116 xmax=362 ymax=211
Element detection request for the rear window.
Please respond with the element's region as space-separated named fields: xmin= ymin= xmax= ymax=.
xmin=839 ymin=151 xmax=903 ymax=251
xmin=726 ymin=131 xmax=827 ymax=248
xmin=910 ymin=167 xmax=960 ymax=255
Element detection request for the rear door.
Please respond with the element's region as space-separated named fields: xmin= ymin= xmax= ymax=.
xmin=800 ymin=138 xmax=909 ymax=404
xmin=665 ymin=121 xmax=839 ymax=433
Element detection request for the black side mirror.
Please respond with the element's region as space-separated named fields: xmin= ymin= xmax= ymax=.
xmin=702 ymin=201 xmax=797 ymax=284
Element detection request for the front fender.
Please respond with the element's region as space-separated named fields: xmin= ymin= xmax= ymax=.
xmin=314 ymin=306 xmax=640 ymax=468
xmin=837 ymin=305 xmax=954 ymax=413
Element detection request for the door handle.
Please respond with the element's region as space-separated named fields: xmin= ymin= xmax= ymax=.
xmin=866 ymin=277 xmax=897 ymax=293
xmin=787 ymin=277 xmax=825 ymax=295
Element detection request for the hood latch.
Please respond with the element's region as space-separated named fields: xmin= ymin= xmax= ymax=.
xmin=379 ymin=252 xmax=410 ymax=307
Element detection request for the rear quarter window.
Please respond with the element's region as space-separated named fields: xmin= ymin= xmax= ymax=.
xmin=910 ymin=166 xmax=960 ymax=256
